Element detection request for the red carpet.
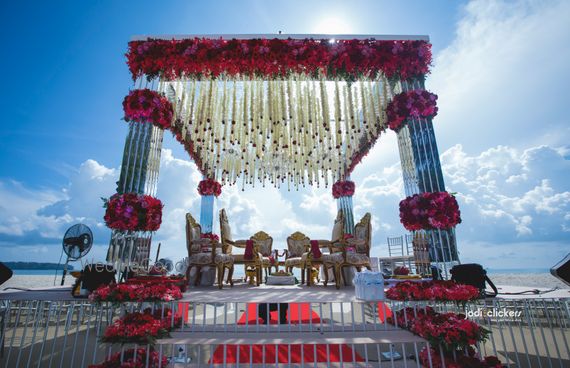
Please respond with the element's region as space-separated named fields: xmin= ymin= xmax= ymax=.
xmin=210 ymin=303 xmax=364 ymax=364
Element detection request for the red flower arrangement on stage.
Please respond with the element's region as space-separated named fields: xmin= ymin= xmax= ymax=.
xmin=89 ymin=282 xmax=182 ymax=304
xmin=399 ymin=191 xmax=461 ymax=231
xmin=386 ymin=280 xmax=480 ymax=302
xmin=101 ymin=308 xmax=181 ymax=344
xmin=201 ymin=232 xmax=220 ymax=242
xmin=419 ymin=347 xmax=502 ymax=368
xmin=103 ymin=193 xmax=163 ymax=232
xmin=386 ymin=89 xmax=438 ymax=131
xmin=332 ymin=180 xmax=355 ymax=198
xmin=123 ymin=89 xmax=174 ymax=129
xmin=127 ymin=38 xmax=432 ymax=81
xmin=389 ymin=306 xmax=489 ymax=351
xmin=197 ymin=178 xmax=222 ymax=197
xmin=89 ymin=348 xmax=167 ymax=368
xmin=393 ymin=266 xmax=410 ymax=276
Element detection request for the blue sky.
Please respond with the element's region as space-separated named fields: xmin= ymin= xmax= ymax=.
xmin=1 ymin=0 xmax=569 ymax=270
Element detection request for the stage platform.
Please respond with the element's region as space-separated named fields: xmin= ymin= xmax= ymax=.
xmin=1 ymin=282 xmax=568 ymax=302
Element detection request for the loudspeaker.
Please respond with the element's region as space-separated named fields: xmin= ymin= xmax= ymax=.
xmin=0 ymin=262 xmax=13 ymax=286
xmin=551 ymin=253 xmax=570 ymax=286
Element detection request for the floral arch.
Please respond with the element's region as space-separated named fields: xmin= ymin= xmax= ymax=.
xmin=106 ymin=34 xmax=459 ymax=269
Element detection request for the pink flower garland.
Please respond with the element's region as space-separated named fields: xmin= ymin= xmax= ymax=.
xmin=332 ymin=180 xmax=355 ymax=198
xmin=89 ymin=282 xmax=182 ymax=304
xmin=399 ymin=191 xmax=461 ymax=231
xmin=386 ymin=280 xmax=480 ymax=302
xmin=123 ymin=89 xmax=174 ymax=129
xmin=197 ymin=178 xmax=222 ymax=197
xmin=103 ymin=193 xmax=163 ymax=232
xmin=386 ymin=89 xmax=438 ymax=131
xmin=127 ymin=38 xmax=432 ymax=81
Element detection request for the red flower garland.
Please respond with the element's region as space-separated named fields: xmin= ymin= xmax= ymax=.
xmin=386 ymin=90 xmax=438 ymax=131
xmin=197 ymin=178 xmax=222 ymax=197
xmin=399 ymin=191 xmax=461 ymax=231
xmin=89 ymin=348 xmax=167 ymax=368
xmin=332 ymin=180 xmax=355 ymax=198
xmin=126 ymin=38 xmax=432 ymax=81
xmin=101 ymin=308 xmax=181 ymax=344
xmin=103 ymin=193 xmax=163 ymax=232
xmin=89 ymin=282 xmax=183 ymax=304
xmin=419 ymin=347 xmax=502 ymax=368
xmin=123 ymin=89 xmax=174 ymax=129
xmin=389 ymin=307 xmax=489 ymax=351
xmin=386 ymin=280 xmax=480 ymax=302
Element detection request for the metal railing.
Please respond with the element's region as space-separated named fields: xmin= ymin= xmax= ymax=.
xmin=1 ymin=298 xmax=569 ymax=367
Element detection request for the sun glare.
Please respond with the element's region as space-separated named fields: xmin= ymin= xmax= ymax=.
xmin=312 ymin=16 xmax=353 ymax=35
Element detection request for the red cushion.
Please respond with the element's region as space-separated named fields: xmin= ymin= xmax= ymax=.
xmin=310 ymin=240 xmax=322 ymax=258
xmin=244 ymin=240 xmax=254 ymax=260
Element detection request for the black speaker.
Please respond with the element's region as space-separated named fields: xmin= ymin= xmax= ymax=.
xmin=551 ymin=253 xmax=570 ymax=286
xmin=0 ymin=262 xmax=13 ymax=286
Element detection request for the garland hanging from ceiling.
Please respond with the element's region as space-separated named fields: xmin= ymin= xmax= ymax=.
xmin=124 ymin=37 xmax=433 ymax=189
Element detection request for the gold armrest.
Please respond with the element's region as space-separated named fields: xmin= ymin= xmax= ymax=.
xmin=233 ymin=239 xmax=248 ymax=248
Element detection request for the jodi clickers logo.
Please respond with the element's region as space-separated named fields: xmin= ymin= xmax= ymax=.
xmin=467 ymin=307 xmax=523 ymax=321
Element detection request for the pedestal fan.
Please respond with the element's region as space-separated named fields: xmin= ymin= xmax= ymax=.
xmin=60 ymin=224 xmax=93 ymax=286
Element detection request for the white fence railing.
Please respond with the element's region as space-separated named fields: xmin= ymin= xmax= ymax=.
xmin=1 ymin=298 xmax=569 ymax=367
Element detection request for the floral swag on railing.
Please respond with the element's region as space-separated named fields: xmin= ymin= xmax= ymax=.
xmin=123 ymin=88 xmax=174 ymax=129
xmin=197 ymin=178 xmax=222 ymax=197
xmin=386 ymin=89 xmax=438 ymax=131
xmin=399 ymin=191 xmax=461 ymax=231
xmin=103 ymin=193 xmax=163 ymax=232
xmin=332 ymin=180 xmax=355 ymax=199
xmin=127 ymin=38 xmax=432 ymax=81
xmin=89 ymin=281 xmax=182 ymax=304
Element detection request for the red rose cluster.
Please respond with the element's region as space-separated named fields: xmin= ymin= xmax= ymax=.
xmin=386 ymin=280 xmax=480 ymax=302
xmin=201 ymin=232 xmax=220 ymax=242
xmin=399 ymin=191 xmax=461 ymax=231
xmin=393 ymin=266 xmax=410 ymax=275
xmin=103 ymin=193 xmax=163 ymax=232
xmin=197 ymin=178 xmax=222 ymax=197
xmin=419 ymin=347 xmax=502 ymax=368
xmin=386 ymin=89 xmax=438 ymax=131
xmin=89 ymin=282 xmax=183 ymax=304
xmin=123 ymin=89 xmax=174 ymax=129
xmin=332 ymin=180 xmax=355 ymax=198
xmin=88 ymin=348 xmax=167 ymax=368
xmin=389 ymin=306 xmax=489 ymax=351
xmin=101 ymin=308 xmax=181 ymax=344
xmin=126 ymin=38 xmax=432 ymax=81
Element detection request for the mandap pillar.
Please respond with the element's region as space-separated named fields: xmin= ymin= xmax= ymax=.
xmin=332 ymin=180 xmax=356 ymax=234
xmin=197 ymin=178 xmax=222 ymax=234
xmin=395 ymin=78 xmax=459 ymax=270
xmin=109 ymin=120 xmax=164 ymax=268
